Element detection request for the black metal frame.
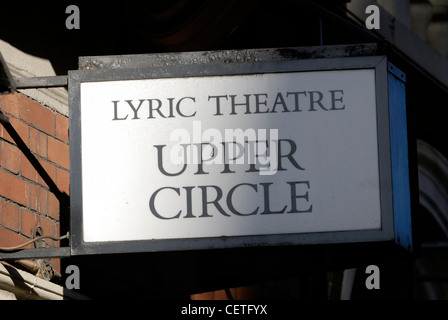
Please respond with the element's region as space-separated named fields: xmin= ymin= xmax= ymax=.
xmin=68 ymin=45 xmax=399 ymax=256
xmin=0 ymin=44 xmax=413 ymax=260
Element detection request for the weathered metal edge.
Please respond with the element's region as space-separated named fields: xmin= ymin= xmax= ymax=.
xmin=78 ymin=44 xmax=379 ymax=70
xmin=0 ymin=247 xmax=71 ymax=261
xmin=14 ymin=75 xmax=68 ymax=89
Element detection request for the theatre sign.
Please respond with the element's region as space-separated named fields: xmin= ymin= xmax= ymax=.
xmin=68 ymin=46 xmax=413 ymax=255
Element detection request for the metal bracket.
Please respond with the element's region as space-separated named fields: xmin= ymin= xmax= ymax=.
xmin=388 ymin=62 xmax=407 ymax=82
xmin=0 ymin=247 xmax=71 ymax=261
xmin=14 ymin=76 xmax=68 ymax=89
xmin=0 ymin=112 xmax=9 ymax=124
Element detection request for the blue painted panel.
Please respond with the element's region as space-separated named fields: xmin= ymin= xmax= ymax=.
xmin=388 ymin=63 xmax=413 ymax=251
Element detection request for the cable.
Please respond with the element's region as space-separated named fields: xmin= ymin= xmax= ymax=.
xmin=0 ymin=232 xmax=69 ymax=252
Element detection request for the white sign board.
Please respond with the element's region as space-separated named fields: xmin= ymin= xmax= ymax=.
xmin=69 ymin=53 xmax=401 ymax=255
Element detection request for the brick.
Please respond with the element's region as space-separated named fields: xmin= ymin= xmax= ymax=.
xmin=0 ymin=227 xmax=32 ymax=250
xmin=20 ymin=207 xmax=38 ymax=238
xmin=29 ymin=184 xmax=48 ymax=215
xmin=29 ymin=127 xmax=48 ymax=158
xmin=39 ymin=216 xmax=56 ymax=238
xmin=48 ymin=193 xmax=60 ymax=220
xmin=235 ymin=286 xmax=263 ymax=299
xmin=19 ymin=95 xmax=55 ymax=135
xmin=0 ymin=169 xmax=29 ymax=207
xmin=20 ymin=155 xmax=38 ymax=183
xmin=0 ymin=141 xmax=20 ymax=174
xmin=56 ymin=167 xmax=70 ymax=195
xmin=48 ymin=137 xmax=69 ymax=170
xmin=29 ymin=127 xmax=38 ymax=154
xmin=37 ymin=158 xmax=57 ymax=189
xmin=213 ymin=289 xmax=230 ymax=300
xmin=191 ymin=292 xmax=216 ymax=300
xmin=20 ymin=208 xmax=60 ymax=247
xmin=0 ymin=200 xmax=20 ymax=232
xmin=20 ymin=155 xmax=58 ymax=189
xmin=31 ymin=216 xmax=59 ymax=248
xmin=51 ymin=258 xmax=61 ymax=274
xmin=55 ymin=113 xmax=69 ymax=143
xmin=0 ymin=117 xmax=29 ymax=146
xmin=0 ymin=92 xmax=19 ymax=118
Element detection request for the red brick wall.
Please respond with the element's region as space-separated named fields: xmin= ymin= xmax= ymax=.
xmin=0 ymin=92 xmax=69 ymax=273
